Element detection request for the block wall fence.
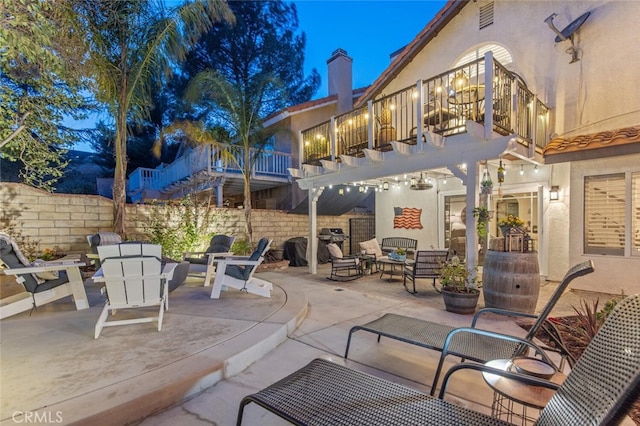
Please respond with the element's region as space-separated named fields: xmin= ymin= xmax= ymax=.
xmin=0 ymin=183 xmax=369 ymax=254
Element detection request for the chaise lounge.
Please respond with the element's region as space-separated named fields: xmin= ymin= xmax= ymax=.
xmin=345 ymin=260 xmax=595 ymax=394
xmin=237 ymin=292 xmax=640 ymax=425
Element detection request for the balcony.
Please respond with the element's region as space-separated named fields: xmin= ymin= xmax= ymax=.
xmin=128 ymin=144 xmax=291 ymax=203
xmin=300 ymin=53 xmax=550 ymax=166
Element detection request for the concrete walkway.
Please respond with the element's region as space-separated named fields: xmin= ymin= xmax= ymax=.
xmin=0 ymin=264 xmax=620 ymax=425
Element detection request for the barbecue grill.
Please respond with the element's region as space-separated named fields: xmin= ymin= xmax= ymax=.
xmin=318 ymin=228 xmax=349 ymax=250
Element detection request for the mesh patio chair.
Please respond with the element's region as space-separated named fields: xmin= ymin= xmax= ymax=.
xmin=402 ymin=249 xmax=449 ymax=294
xmin=344 ymin=260 xmax=595 ymax=395
xmin=237 ymin=293 xmax=640 ymax=426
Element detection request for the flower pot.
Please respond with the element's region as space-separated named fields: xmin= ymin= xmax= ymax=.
xmin=500 ymin=226 xmax=512 ymax=237
xmin=441 ymin=288 xmax=480 ymax=314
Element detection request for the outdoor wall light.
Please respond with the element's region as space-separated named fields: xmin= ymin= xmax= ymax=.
xmin=383 ymin=182 xmax=389 ymax=191
xmin=550 ymin=185 xmax=560 ymax=201
xmin=338 ymin=188 xmax=344 ymax=196
xmin=358 ymin=185 xmax=365 ymax=193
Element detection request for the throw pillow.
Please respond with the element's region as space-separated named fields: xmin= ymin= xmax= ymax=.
xmin=326 ymin=243 xmax=343 ymax=259
xmin=359 ymin=238 xmax=383 ymax=258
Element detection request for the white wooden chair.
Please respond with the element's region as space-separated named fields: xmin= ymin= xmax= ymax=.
xmin=210 ymin=238 xmax=273 ymax=299
xmin=183 ymin=235 xmax=236 ymax=287
xmin=0 ymin=233 xmax=89 ymax=319
xmin=93 ymin=244 xmax=173 ymax=338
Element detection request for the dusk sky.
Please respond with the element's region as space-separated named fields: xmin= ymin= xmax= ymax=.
xmin=295 ymin=0 xmax=447 ymax=99
xmin=70 ymin=0 xmax=448 ymax=151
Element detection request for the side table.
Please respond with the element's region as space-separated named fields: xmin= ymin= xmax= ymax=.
xmin=482 ymin=359 xmax=565 ymax=425
xmin=377 ymin=258 xmax=408 ymax=281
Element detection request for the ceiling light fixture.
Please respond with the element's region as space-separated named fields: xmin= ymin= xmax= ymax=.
xmin=410 ymin=173 xmax=433 ymax=191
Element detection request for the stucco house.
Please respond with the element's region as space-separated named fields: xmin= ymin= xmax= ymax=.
xmin=127 ymin=0 xmax=640 ymax=296
xmin=290 ymin=0 xmax=640 ymax=296
xmin=127 ymin=49 xmax=368 ymax=212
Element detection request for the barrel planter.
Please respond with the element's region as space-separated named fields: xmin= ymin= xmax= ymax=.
xmin=482 ymin=250 xmax=540 ymax=314
xmin=442 ymin=288 xmax=480 ymax=314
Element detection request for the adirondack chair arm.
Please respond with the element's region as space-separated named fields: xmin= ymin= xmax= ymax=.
xmin=217 ymin=259 xmax=263 ymax=266
xmin=2 ymin=262 xmax=84 ymax=276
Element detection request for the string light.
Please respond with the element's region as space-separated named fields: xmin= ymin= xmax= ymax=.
xmin=534 ymin=165 xmax=539 ymax=173
xmin=520 ymin=164 xmax=524 ymax=176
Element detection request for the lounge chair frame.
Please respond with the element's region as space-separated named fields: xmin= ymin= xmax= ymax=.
xmin=344 ymin=260 xmax=595 ymax=395
xmin=237 ymin=292 xmax=639 ymax=426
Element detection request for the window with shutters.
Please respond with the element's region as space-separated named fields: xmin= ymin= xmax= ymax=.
xmin=584 ymin=174 xmax=625 ymax=255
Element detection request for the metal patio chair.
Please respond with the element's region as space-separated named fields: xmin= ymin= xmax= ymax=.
xmin=237 ymin=293 xmax=640 ymax=426
xmin=344 ymin=260 xmax=595 ymax=394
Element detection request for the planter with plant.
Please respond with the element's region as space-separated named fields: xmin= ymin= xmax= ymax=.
xmin=438 ymin=258 xmax=481 ymax=314
xmin=497 ymin=214 xmax=525 ymax=236
xmin=389 ymin=247 xmax=407 ymax=261
xmin=472 ymin=207 xmax=491 ymax=239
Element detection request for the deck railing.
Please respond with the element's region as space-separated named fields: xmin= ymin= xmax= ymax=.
xmin=300 ymin=53 xmax=551 ymax=165
xmin=129 ymin=144 xmax=291 ymax=195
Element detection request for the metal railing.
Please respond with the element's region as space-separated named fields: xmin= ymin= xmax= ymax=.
xmin=129 ymin=144 xmax=291 ymax=195
xmin=299 ymin=54 xmax=551 ymax=165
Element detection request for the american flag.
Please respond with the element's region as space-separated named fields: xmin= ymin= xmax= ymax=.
xmin=393 ymin=207 xmax=423 ymax=229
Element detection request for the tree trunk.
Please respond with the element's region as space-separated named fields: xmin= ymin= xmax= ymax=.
xmin=243 ymin=146 xmax=253 ymax=247
xmin=112 ymin=95 xmax=128 ymax=237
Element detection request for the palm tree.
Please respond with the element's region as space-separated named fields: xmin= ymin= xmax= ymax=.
xmin=74 ymin=0 xmax=234 ymax=236
xmin=183 ymin=71 xmax=282 ymax=245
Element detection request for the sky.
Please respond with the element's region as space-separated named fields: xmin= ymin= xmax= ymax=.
xmin=295 ymin=1 xmax=447 ymax=99
xmin=70 ymin=0 xmax=448 ymax=151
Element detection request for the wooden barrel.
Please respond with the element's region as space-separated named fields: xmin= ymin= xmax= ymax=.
xmin=482 ymin=250 xmax=540 ymax=314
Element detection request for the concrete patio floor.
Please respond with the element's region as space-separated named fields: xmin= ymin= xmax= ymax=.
xmin=0 ymin=263 xmax=626 ymax=425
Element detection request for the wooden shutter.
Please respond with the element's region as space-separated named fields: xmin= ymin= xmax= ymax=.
xmin=584 ymin=174 xmax=625 ymax=255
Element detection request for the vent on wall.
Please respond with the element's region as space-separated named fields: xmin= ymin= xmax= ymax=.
xmin=479 ymin=2 xmax=494 ymax=30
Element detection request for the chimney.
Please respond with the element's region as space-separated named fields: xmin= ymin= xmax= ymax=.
xmin=327 ymin=48 xmax=353 ymax=115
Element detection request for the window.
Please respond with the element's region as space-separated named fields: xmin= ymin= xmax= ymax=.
xmin=584 ymin=174 xmax=626 ymax=255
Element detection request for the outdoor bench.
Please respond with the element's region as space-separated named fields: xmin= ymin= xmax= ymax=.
xmin=380 ymin=237 xmax=418 ymax=256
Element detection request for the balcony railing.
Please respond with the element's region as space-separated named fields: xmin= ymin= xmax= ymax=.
xmin=128 ymin=144 xmax=291 ymax=198
xmin=300 ymin=52 xmax=550 ymax=165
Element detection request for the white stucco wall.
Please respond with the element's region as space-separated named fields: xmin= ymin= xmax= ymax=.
xmin=384 ymin=1 xmax=640 ymax=138
xmin=372 ymin=0 xmax=640 ymax=290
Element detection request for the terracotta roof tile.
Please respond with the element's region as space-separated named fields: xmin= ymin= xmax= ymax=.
xmin=544 ymin=126 xmax=640 ymax=156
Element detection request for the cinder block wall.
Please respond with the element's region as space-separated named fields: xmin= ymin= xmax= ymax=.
xmin=0 ymin=183 xmax=367 ymax=254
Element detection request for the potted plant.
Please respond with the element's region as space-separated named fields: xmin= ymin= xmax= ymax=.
xmin=472 ymin=207 xmax=491 ymax=238
xmin=389 ymin=247 xmax=407 ymax=261
xmin=438 ymin=258 xmax=481 ymax=314
xmin=497 ymin=214 xmax=525 ymax=236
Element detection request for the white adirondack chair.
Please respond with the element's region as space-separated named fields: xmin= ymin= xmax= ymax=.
xmin=93 ymin=244 xmax=172 ymax=338
xmin=210 ymin=238 xmax=273 ymax=299
xmin=0 ymin=233 xmax=89 ymax=319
